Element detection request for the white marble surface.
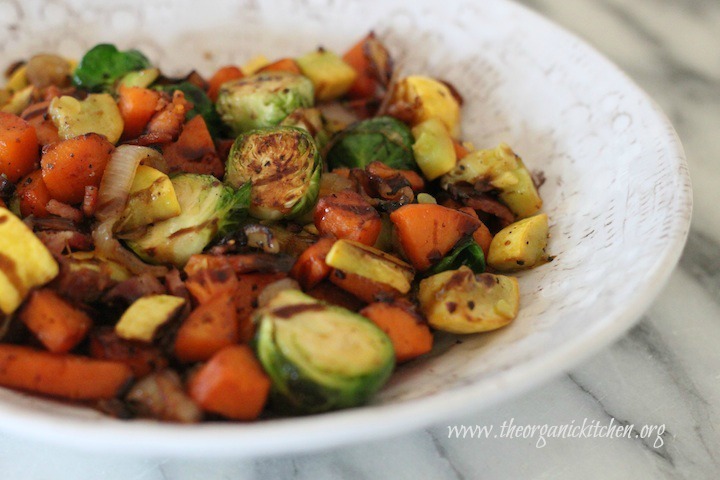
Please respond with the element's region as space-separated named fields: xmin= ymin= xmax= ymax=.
xmin=0 ymin=0 xmax=716 ymax=477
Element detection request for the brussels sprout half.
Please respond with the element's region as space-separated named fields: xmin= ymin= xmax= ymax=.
xmin=255 ymin=289 xmax=395 ymax=414
xmin=123 ymin=174 xmax=251 ymax=267
xmin=225 ymin=126 xmax=321 ymax=220
xmin=216 ymin=72 xmax=314 ymax=135
xmin=325 ymin=116 xmax=416 ymax=171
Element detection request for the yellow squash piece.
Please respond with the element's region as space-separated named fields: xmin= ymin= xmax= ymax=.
xmin=1 ymin=85 xmax=33 ymax=115
xmin=49 ymin=93 xmax=124 ymax=144
xmin=390 ymin=75 xmax=461 ymax=137
xmin=296 ymin=50 xmax=357 ymax=102
xmin=5 ymin=65 xmax=28 ymax=93
xmin=66 ymin=251 xmax=132 ymax=282
xmin=418 ymin=266 xmax=519 ymax=334
xmin=242 ymin=55 xmax=270 ymax=75
xmin=442 ymin=143 xmax=543 ymax=219
xmin=411 ymin=117 xmax=457 ymax=180
xmin=0 ymin=207 xmax=59 ymax=315
xmin=325 ymin=239 xmax=414 ymax=294
xmin=115 ymin=165 xmax=182 ymax=234
xmin=115 ymin=295 xmax=186 ymax=342
xmin=487 ymin=213 xmax=549 ymax=271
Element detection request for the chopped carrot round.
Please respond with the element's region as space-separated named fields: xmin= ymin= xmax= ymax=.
xmin=16 ymin=170 xmax=52 ymax=218
xmin=174 ymin=295 xmax=239 ymax=363
xmin=389 ymin=204 xmax=481 ymax=271
xmin=20 ymin=289 xmax=92 ymax=354
xmin=257 ymin=58 xmax=301 ymax=75
xmin=188 ymin=345 xmax=271 ymax=420
xmin=41 ymin=133 xmax=114 ymax=204
xmin=118 ymin=85 xmax=162 ymax=140
xmin=289 ymin=237 xmax=335 ymax=290
xmin=0 ymin=344 xmax=132 ymax=400
xmin=314 ymin=190 xmax=381 ymax=246
xmin=360 ymin=301 xmax=433 ymax=363
xmin=207 ymin=66 xmax=244 ymax=102
xmin=0 ymin=112 xmax=40 ymax=183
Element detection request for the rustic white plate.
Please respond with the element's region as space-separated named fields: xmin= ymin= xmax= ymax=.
xmin=0 ymin=0 xmax=691 ymax=457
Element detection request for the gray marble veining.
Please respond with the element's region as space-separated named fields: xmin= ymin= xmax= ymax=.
xmin=0 ymin=0 xmax=716 ymax=478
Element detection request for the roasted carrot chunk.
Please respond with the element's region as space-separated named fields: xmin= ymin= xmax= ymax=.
xmin=306 ymin=281 xmax=365 ymax=311
xmin=329 ymin=269 xmax=398 ymax=304
xmin=185 ymin=263 xmax=238 ymax=305
xmin=452 ymin=139 xmax=469 ymax=160
xmin=459 ymin=206 xmax=493 ymax=258
xmin=118 ymin=85 xmax=162 ymax=140
xmin=234 ymin=273 xmax=287 ymax=342
xmin=0 ymin=112 xmax=39 ymax=183
xmin=20 ymin=289 xmax=92 ymax=354
xmin=257 ymin=58 xmax=302 ymax=75
xmin=162 ymin=115 xmax=224 ymax=178
xmin=360 ymin=301 xmax=433 ymax=363
xmin=389 ymin=204 xmax=481 ymax=271
xmin=188 ymin=345 xmax=270 ymax=420
xmin=16 ymin=170 xmax=52 ymax=218
xmin=40 ymin=133 xmax=114 ymax=204
xmin=314 ymin=190 xmax=381 ymax=246
xmin=0 ymin=344 xmax=132 ymax=400
xmin=207 ymin=66 xmax=244 ymax=102
xmin=174 ymin=295 xmax=239 ymax=363
xmin=289 ymin=237 xmax=335 ymax=290
xmin=342 ymin=35 xmax=376 ymax=99
xmin=21 ymin=102 xmax=60 ymax=146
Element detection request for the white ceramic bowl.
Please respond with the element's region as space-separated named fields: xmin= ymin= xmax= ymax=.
xmin=0 ymin=0 xmax=691 ymax=457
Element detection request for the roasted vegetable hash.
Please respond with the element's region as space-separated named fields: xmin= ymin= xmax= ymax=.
xmin=0 ymin=34 xmax=550 ymax=422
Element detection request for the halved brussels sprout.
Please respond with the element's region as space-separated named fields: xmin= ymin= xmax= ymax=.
xmin=123 ymin=174 xmax=251 ymax=267
xmin=216 ymin=72 xmax=314 ymax=135
xmin=326 ymin=116 xmax=416 ymax=171
xmin=255 ymin=289 xmax=395 ymax=414
xmin=225 ymin=126 xmax=321 ymax=220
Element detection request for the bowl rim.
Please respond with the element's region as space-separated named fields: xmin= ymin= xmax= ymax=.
xmin=0 ymin=0 xmax=692 ymax=457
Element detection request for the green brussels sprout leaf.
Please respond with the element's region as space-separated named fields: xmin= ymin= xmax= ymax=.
xmin=73 ymin=43 xmax=151 ymax=92
xmin=326 ymin=116 xmax=416 ymax=171
xmin=426 ymin=238 xmax=486 ymax=276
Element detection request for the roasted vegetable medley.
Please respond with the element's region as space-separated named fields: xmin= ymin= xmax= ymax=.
xmin=0 ymin=33 xmax=550 ymax=422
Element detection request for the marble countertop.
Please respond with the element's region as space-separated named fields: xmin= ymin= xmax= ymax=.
xmin=1 ymin=0 xmax=717 ymax=478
